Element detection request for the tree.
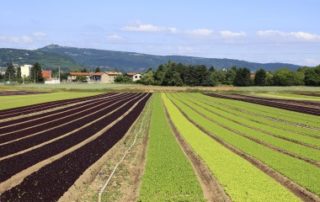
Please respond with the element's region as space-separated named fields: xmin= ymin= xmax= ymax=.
xmin=254 ymin=69 xmax=267 ymax=86
xmin=304 ymin=66 xmax=320 ymax=86
xmin=16 ymin=67 xmax=22 ymax=83
xmin=140 ymin=69 xmax=155 ymax=85
xmin=114 ymin=75 xmax=132 ymax=83
xmin=233 ymin=68 xmax=251 ymax=86
xmin=210 ymin=69 xmax=226 ymax=86
xmin=265 ymin=72 xmax=274 ymax=86
xmin=30 ymin=63 xmax=44 ymax=83
xmin=273 ymin=68 xmax=304 ymax=86
xmin=154 ymin=64 xmax=167 ymax=85
xmin=162 ymin=68 xmax=183 ymax=86
xmin=224 ymin=67 xmax=237 ymax=85
xmin=95 ymin=67 xmax=101 ymax=72
xmin=81 ymin=68 xmax=88 ymax=72
xmin=4 ymin=63 xmax=16 ymax=82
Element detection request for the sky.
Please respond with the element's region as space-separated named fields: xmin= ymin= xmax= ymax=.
xmin=0 ymin=0 xmax=320 ymax=66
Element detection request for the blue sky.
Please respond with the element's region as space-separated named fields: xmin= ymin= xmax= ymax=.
xmin=1 ymin=0 xmax=320 ymax=65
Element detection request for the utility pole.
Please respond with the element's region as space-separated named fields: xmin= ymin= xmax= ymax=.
xmin=59 ymin=66 xmax=61 ymax=83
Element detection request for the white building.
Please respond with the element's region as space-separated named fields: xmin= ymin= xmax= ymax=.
xmin=132 ymin=73 xmax=142 ymax=82
xmin=20 ymin=64 xmax=32 ymax=78
xmin=127 ymin=72 xmax=142 ymax=82
xmin=68 ymin=71 xmax=122 ymax=83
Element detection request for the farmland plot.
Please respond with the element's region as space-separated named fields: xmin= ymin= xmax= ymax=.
xmin=0 ymin=92 xmax=150 ymax=201
xmin=138 ymin=94 xmax=205 ymax=202
xmin=165 ymin=93 xmax=320 ymax=201
xmin=162 ymin=93 xmax=300 ymax=202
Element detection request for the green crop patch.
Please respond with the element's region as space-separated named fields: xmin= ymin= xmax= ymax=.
xmin=162 ymin=93 xmax=299 ymax=202
xmin=0 ymin=91 xmax=100 ymax=110
xmin=138 ymin=94 xmax=204 ymax=202
xmin=168 ymin=93 xmax=320 ymax=196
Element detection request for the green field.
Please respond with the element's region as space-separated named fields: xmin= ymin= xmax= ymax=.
xmin=0 ymin=91 xmax=100 ymax=110
xmin=162 ymin=93 xmax=299 ymax=201
xmin=1 ymin=85 xmax=320 ymax=201
xmin=138 ymin=94 xmax=204 ymax=201
xmin=166 ymin=93 xmax=320 ymax=197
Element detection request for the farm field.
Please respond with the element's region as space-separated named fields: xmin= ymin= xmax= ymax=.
xmin=0 ymin=91 xmax=100 ymax=110
xmin=138 ymin=94 xmax=205 ymax=201
xmin=1 ymin=88 xmax=320 ymax=201
xmin=205 ymin=93 xmax=320 ymax=116
xmin=164 ymin=93 xmax=320 ymax=201
xmin=249 ymin=92 xmax=320 ymax=101
xmin=0 ymin=92 xmax=150 ymax=201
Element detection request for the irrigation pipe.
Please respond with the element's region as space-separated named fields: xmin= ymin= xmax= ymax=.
xmin=97 ymin=103 xmax=150 ymax=202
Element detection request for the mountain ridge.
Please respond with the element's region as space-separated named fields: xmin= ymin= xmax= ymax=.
xmin=0 ymin=44 xmax=301 ymax=72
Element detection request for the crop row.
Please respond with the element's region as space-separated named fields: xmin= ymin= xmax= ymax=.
xmin=173 ymin=93 xmax=320 ymax=162
xmin=162 ymin=93 xmax=299 ymax=201
xmin=205 ymin=93 xmax=320 ymax=128
xmin=138 ymin=94 xmax=204 ymax=201
xmin=197 ymin=93 xmax=320 ymax=137
xmin=206 ymin=93 xmax=320 ymax=116
xmin=0 ymin=92 xmax=120 ymax=128
xmin=0 ymin=93 xmax=132 ymax=143
xmin=0 ymin=94 xmax=151 ymax=201
xmin=167 ymin=93 xmax=320 ymax=196
xmin=0 ymin=92 xmax=109 ymax=119
xmin=0 ymin=93 xmax=143 ymax=182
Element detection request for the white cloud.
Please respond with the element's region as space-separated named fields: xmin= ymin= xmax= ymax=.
xmin=187 ymin=29 xmax=213 ymax=37
xmin=122 ymin=23 xmax=177 ymax=33
xmin=106 ymin=34 xmax=124 ymax=41
xmin=32 ymin=32 xmax=47 ymax=37
xmin=219 ymin=30 xmax=246 ymax=39
xmin=0 ymin=35 xmax=33 ymax=44
xmin=304 ymin=58 xmax=320 ymax=66
xmin=0 ymin=32 xmax=47 ymax=45
xmin=257 ymin=30 xmax=320 ymax=42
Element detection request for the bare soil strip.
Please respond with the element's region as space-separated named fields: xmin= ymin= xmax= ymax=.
xmin=171 ymin=98 xmax=320 ymax=202
xmin=0 ymin=91 xmax=46 ymax=96
xmin=0 ymin=94 xmax=148 ymax=195
xmin=0 ymin=94 xmax=150 ymax=201
xmin=164 ymin=106 xmax=231 ymax=202
xmin=241 ymin=94 xmax=320 ymax=108
xmin=206 ymin=93 xmax=320 ymax=116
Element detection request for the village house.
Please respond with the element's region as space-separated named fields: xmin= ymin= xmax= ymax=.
xmin=41 ymin=70 xmax=52 ymax=80
xmin=68 ymin=71 xmax=122 ymax=83
xmin=20 ymin=64 xmax=32 ymax=78
xmin=126 ymin=72 xmax=142 ymax=82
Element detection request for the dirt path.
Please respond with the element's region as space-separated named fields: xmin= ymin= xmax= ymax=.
xmin=75 ymin=97 xmax=152 ymax=202
xmin=164 ymin=107 xmax=231 ymax=202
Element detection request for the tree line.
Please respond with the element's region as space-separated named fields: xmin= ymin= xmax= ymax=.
xmin=137 ymin=61 xmax=320 ymax=86
xmin=0 ymin=63 xmax=44 ymax=83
